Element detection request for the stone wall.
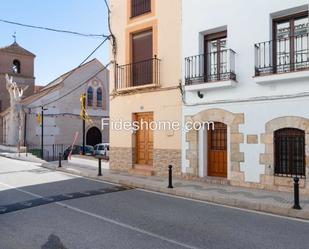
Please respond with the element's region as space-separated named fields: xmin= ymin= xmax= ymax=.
xmin=153 ymin=149 xmax=181 ymax=176
xmin=110 ymin=147 xmax=181 ymax=176
xmin=109 ymin=147 xmax=134 ymax=171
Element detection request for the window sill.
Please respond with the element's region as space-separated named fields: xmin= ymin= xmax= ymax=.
xmin=184 ymin=80 xmax=237 ymax=91
xmin=130 ymin=10 xmax=151 ymax=19
xmin=254 ymin=70 xmax=309 ymax=84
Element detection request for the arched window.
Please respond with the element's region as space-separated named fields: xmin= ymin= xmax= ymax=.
xmin=13 ymin=59 xmax=21 ymax=74
xmin=97 ymin=88 xmax=102 ymax=108
xmin=274 ymin=128 xmax=305 ymax=177
xmin=87 ymin=87 xmax=93 ymax=106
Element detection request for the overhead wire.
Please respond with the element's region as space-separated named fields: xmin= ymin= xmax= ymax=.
xmin=28 ymin=36 xmax=111 ymax=109
xmin=0 ymin=18 xmax=109 ymax=39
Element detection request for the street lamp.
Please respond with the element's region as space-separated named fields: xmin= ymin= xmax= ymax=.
xmin=41 ymin=106 xmax=48 ymax=159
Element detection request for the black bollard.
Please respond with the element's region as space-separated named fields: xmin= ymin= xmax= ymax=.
xmin=58 ymin=153 xmax=62 ymax=168
xmin=293 ymin=177 xmax=301 ymax=210
xmin=98 ymin=158 xmax=102 ymax=176
xmin=167 ymin=165 xmax=173 ymax=188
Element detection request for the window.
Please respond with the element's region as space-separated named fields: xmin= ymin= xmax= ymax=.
xmin=131 ymin=0 xmax=151 ymax=18
xmin=273 ymin=12 xmax=308 ymax=73
xmin=97 ymin=88 xmax=102 ymax=108
xmin=87 ymin=87 xmax=93 ymax=107
xmin=12 ymin=59 xmax=21 ymax=74
xmin=274 ymin=128 xmax=305 ymax=177
xmin=132 ymin=29 xmax=153 ymax=86
xmin=204 ymin=31 xmax=230 ymax=82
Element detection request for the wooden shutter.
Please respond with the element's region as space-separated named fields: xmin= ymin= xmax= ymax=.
xmin=131 ymin=0 xmax=151 ymax=17
xmin=132 ymin=29 xmax=152 ymax=63
xmin=132 ymin=30 xmax=153 ymax=86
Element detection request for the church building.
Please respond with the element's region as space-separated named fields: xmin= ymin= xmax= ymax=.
xmin=0 ymin=41 xmax=109 ymax=160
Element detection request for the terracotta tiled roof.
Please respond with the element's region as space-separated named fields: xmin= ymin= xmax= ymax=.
xmin=21 ymin=84 xmax=61 ymax=105
xmin=34 ymin=85 xmax=44 ymax=93
xmin=0 ymin=42 xmax=35 ymax=57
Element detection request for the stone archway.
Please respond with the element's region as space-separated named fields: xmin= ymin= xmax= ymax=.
xmin=86 ymin=127 xmax=102 ymax=146
xmin=184 ymin=108 xmax=245 ymax=184
xmin=260 ymin=116 xmax=309 ymax=193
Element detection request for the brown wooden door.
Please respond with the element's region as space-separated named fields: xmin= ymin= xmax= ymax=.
xmin=132 ymin=29 xmax=153 ymax=86
xmin=135 ymin=112 xmax=153 ymax=165
xmin=207 ymin=122 xmax=227 ymax=177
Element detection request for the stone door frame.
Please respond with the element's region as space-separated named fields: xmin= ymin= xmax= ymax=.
xmin=184 ymin=108 xmax=245 ymax=183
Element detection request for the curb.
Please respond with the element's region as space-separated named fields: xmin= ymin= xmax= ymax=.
xmin=0 ymin=153 xmax=46 ymax=164
xmin=41 ymin=163 xmax=309 ymax=221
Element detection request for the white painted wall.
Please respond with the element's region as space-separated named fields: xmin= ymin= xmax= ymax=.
xmin=182 ymin=0 xmax=309 ymax=182
xmin=182 ymin=0 xmax=309 ymax=104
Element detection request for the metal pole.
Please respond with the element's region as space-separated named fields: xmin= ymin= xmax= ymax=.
xmin=293 ymin=177 xmax=301 ymax=209
xmin=23 ymin=112 xmax=27 ymax=147
xmin=168 ymin=165 xmax=173 ymax=188
xmin=41 ymin=106 xmax=44 ymax=159
xmin=98 ymin=158 xmax=102 ymax=176
xmin=58 ymin=152 xmax=62 ymax=168
xmin=82 ymin=94 xmax=86 ymax=155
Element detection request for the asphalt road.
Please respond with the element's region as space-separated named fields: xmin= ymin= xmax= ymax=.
xmin=0 ymin=157 xmax=309 ymax=249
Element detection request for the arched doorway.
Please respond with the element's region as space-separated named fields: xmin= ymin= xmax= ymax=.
xmin=86 ymin=127 xmax=102 ymax=146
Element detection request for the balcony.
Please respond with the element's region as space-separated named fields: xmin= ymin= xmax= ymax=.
xmin=185 ymin=49 xmax=236 ymax=89
xmin=254 ymin=33 xmax=309 ymax=79
xmin=116 ymin=57 xmax=160 ymax=92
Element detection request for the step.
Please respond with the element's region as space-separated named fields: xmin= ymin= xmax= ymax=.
xmin=134 ymin=164 xmax=153 ymax=170
xmin=201 ymin=176 xmax=230 ymax=185
xmin=128 ymin=167 xmax=154 ymax=176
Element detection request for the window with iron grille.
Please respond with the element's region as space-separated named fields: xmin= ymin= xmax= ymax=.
xmin=131 ymin=0 xmax=151 ymax=18
xmin=274 ymin=128 xmax=305 ymax=177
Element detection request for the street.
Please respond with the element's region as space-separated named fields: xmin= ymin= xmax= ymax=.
xmin=0 ymin=157 xmax=309 ymax=249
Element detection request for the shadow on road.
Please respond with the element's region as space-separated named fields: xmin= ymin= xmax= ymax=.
xmin=41 ymin=234 xmax=68 ymax=249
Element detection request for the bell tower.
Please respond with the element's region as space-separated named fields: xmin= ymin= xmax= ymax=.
xmin=0 ymin=41 xmax=35 ymax=112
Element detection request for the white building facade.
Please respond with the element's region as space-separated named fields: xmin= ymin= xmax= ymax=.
xmin=181 ymin=0 xmax=309 ymax=193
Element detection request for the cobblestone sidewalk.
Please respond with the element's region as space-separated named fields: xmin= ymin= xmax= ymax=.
xmin=42 ymin=160 xmax=309 ymax=220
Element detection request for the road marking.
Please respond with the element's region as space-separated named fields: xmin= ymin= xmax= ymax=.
xmin=0 ymin=181 xmax=199 ymax=249
xmin=57 ymin=202 xmax=199 ymax=249
xmin=2 ymin=156 xmax=307 ymax=224
xmin=0 ymin=185 xmax=131 ymax=215
xmin=138 ymin=189 xmax=309 ymax=224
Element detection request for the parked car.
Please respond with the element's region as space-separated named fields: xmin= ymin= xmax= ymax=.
xmin=63 ymin=145 xmax=94 ymax=160
xmin=94 ymin=143 xmax=109 ymax=156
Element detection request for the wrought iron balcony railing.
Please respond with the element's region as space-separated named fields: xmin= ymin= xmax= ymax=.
xmin=116 ymin=57 xmax=160 ymax=91
xmin=185 ymin=49 xmax=236 ymax=85
xmin=255 ymin=33 xmax=309 ymax=76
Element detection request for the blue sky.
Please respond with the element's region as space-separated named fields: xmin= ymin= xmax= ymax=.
xmin=0 ymin=0 xmax=109 ymax=85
